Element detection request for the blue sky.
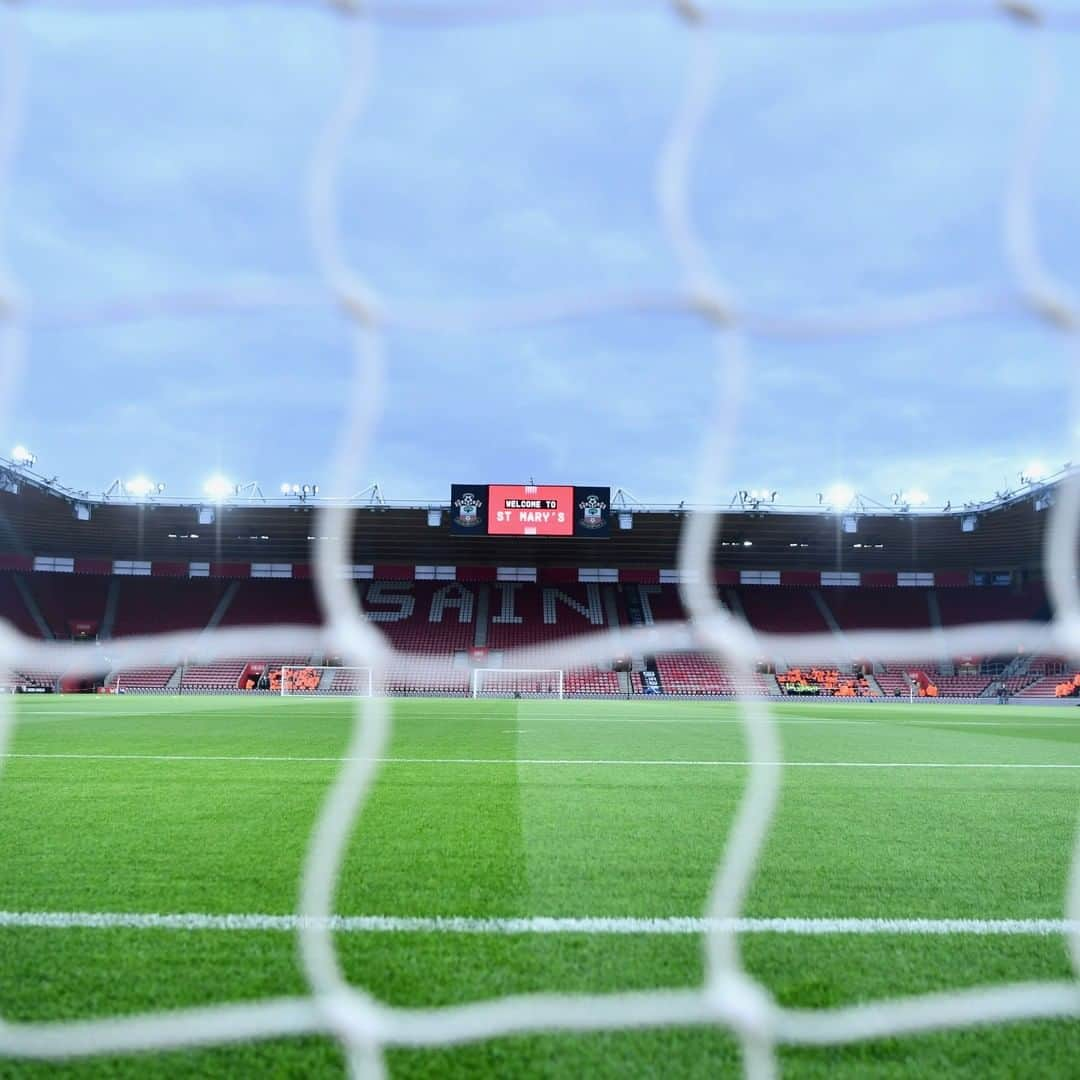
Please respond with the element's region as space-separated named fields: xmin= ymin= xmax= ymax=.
xmin=4 ymin=3 xmax=1078 ymax=507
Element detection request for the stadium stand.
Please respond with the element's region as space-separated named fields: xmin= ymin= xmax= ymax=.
xmin=738 ymin=588 xmax=829 ymax=634
xmin=825 ymin=588 xmax=932 ymax=631
xmin=777 ymin=667 xmax=874 ymax=697
xmin=936 ymin=586 xmax=1048 ymax=626
xmin=931 ymin=673 xmax=992 ymax=698
xmin=220 ymin=580 xmax=320 ymax=628
xmin=27 ymin=573 xmax=110 ymax=639
xmin=179 ymin=660 xmax=248 ymax=692
xmin=5 ymin=668 xmax=61 ymax=691
xmin=385 ymin=658 xmax=470 ymax=696
xmin=0 ymin=573 xmax=43 ymax=638
xmin=0 ymin=465 xmax=1067 ymax=700
xmin=107 ymin=666 xmax=177 ymax=692
xmin=628 ymin=582 xmax=689 ymax=625
xmin=874 ymin=666 xmax=915 ymax=697
xmin=566 ymin=668 xmax=621 ymax=695
xmin=1017 ymin=671 xmax=1078 ymax=700
xmin=111 ymin=577 xmax=232 ymax=637
xmin=650 ymin=654 xmax=768 ymax=697
xmin=362 ymin=581 xmax=478 ymax=654
xmin=485 ymin=582 xmax=609 ymax=649
xmin=0 ymin=572 xmax=1065 ymax=698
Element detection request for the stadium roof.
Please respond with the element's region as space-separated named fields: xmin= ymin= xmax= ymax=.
xmin=0 ymin=457 xmax=1067 ymax=572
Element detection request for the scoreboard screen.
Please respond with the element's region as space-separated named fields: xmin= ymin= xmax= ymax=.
xmin=450 ymin=484 xmax=611 ymax=538
xmin=488 ymin=484 xmax=573 ymax=536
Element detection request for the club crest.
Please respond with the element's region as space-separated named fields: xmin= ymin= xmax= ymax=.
xmin=578 ymin=493 xmax=607 ymax=529
xmin=453 ymin=491 xmax=484 ymax=528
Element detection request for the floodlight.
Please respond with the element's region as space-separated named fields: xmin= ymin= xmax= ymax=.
xmin=312 ymin=484 xmax=319 ymax=495
xmin=11 ymin=445 xmax=35 ymax=467
xmin=126 ymin=475 xmax=155 ymax=498
xmin=905 ymin=489 xmax=929 ymax=507
xmin=1022 ymin=461 xmax=1048 ymax=484
xmin=203 ymin=474 xmax=232 ymax=501
xmin=280 ymin=482 xmax=291 ymax=495
xmin=824 ymin=483 xmax=854 ymax=509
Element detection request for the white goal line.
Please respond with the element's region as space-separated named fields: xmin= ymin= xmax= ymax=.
xmin=1 ymin=910 xmax=1078 ymax=937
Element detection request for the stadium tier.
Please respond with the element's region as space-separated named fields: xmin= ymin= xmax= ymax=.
xmin=110 ymin=577 xmax=234 ymax=638
xmin=0 ymin=569 xmax=1060 ymax=698
xmin=0 ymin=471 xmax=1069 ymax=699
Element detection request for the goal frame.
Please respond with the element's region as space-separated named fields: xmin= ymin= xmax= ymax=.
xmin=280 ymin=665 xmax=373 ymax=697
xmin=470 ymin=667 xmax=565 ymax=699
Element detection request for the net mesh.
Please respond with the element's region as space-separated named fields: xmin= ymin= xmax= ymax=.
xmin=0 ymin=1 xmax=1078 ymax=1076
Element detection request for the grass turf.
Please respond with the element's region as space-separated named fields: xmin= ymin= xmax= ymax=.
xmin=0 ymin=695 xmax=1078 ymax=1076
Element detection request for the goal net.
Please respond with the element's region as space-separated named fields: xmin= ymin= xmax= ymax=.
xmin=279 ymin=666 xmax=372 ymax=697
xmin=0 ymin=1 xmax=1077 ymax=1078
xmin=471 ymin=668 xmax=564 ymax=699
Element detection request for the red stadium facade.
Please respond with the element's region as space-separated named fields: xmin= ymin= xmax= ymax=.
xmin=0 ymin=464 xmax=1073 ymax=701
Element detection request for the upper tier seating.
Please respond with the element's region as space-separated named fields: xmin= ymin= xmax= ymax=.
xmin=825 ymin=588 xmax=931 ymax=631
xmin=112 ymin=577 xmax=231 ymax=637
xmin=0 ymin=574 xmax=42 ymax=638
xmin=631 ymin=583 xmax=687 ymax=625
xmin=221 ymin=580 xmax=320 ymax=627
xmin=486 ymin=582 xmax=610 ymax=649
xmin=737 ymin=588 xmax=829 ymax=635
xmin=361 ymin=581 xmax=478 ymax=655
xmin=936 ymin=587 xmax=1047 ymax=626
xmin=27 ymin=574 xmax=109 ymax=639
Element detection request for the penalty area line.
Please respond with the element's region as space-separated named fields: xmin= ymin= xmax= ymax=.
xmin=0 ymin=912 xmax=1077 ymax=936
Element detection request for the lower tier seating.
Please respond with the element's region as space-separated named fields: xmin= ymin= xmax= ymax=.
xmin=108 ymin=666 xmax=176 ymax=691
xmin=650 ymin=654 xmax=767 ymax=697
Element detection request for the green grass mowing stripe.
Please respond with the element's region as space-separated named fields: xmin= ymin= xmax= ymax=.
xmin=4 ymin=752 xmax=1080 ymax=768
xmin=1 ymin=931 xmax=1079 ymax=1078
xmin=2 ymin=696 xmax=1079 ymax=1078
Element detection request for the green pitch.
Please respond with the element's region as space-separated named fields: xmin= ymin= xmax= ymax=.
xmin=0 ymin=695 xmax=1079 ymax=1077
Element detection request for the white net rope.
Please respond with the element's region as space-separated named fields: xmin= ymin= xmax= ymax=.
xmin=0 ymin=0 xmax=1077 ymax=1076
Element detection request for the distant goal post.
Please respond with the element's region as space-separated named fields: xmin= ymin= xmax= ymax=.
xmin=471 ymin=668 xmax=564 ymax=699
xmin=279 ymin=665 xmax=372 ymax=697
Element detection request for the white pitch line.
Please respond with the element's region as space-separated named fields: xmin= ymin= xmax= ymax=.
xmin=12 ymin=709 xmax=1078 ymax=728
xmin=0 ymin=911 xmax=1076 ymax=936
xmin=2 ymin=753 xmax=1079 ymax=769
